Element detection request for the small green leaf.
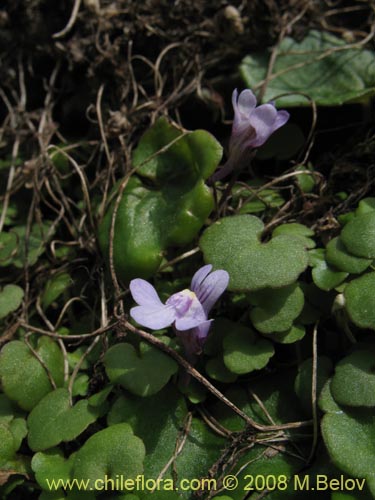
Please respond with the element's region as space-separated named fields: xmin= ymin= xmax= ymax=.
xmin=205 ymin=357 xmax=237 ymax=382
xmin=238 ymin=189 xmax=285 ymax=214
xmin=72 ymin=424 xmax=145 ymax=482
xmin=0 ymin=394 xmax=24 ymax=424
xmin=12 ymin=223 xmax=54 ymax=268
xmin=309 ymin=249 xmax=348 ymax=291
xmin=104 ymin=342 xmax=178 ymax=397
xmin=267 ymin=324 xmax=306 ymax=344
xmin=133 ymin=117 xmax=222 ymax=183
xmin=326 ymin=237 xmax=371 ymax=274
xmin=272 ymin=223 xmax=315 ymax=249
xmin=0 ymin=202 xmax=18 ymax=226
xmin=200 ymin=215 xmax=308 ymax=291
xmin=32 ymin=448 xmax=74 ymax=492
xmin=0 ymin=338 xmax=64 ymax=411
xmin=0 ymin=424 xmax=19 ymax=463
xmin=355 ymin=197 xmax=375 ymax=216
xmin=240 ymin=30 xmax=375 ymax=106
xmin=331 ymin=350 xmax=375 ymax=407
xmin=212 ymin=370 xmax=304 ymax=430
xmin=295 ymin=164 xmax=316 ymax=193
xmin=41 ymin=273 xmax=72 ymax=310
xmin=250 ymin=283 xmax=304 ymax=333
xmin=344 ymin=272 xmax=375 ymax=330
xmin=0 ymin=233 xmax=18 ymax=267
xmin=222 ymin=320 xmax=274 ymax=374
xmin=49 ymin=145 xmax=70 ymax=174
xmin=0 ymin=418 xmax=27 ymax=464
xmin=71 ymin=373 xmax=89 ymax=397
xmin=341 ymin=211 xmax=375 ymax=259
xmin=0 ymin=285 xmax=24 ymax=319
xmin=27 ymin=388 xmax=101 ymax=451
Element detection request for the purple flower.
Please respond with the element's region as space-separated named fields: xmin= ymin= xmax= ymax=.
xmin=213 ymin=88 xmax=290 ymax=181
xmin=129 ymin=265 xmax=229 ymax=358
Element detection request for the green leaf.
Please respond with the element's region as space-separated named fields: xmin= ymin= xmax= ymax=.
xmin=331 ymin=350 xmax=375 ymax=407
xmin=0 ymin=425 xmax=20 ymax=463
xmin=341 ymin=211 xmax=375 ymax=259
xmin=295 ymin=164 xmax=316 ymax=193
xmin=98 ymin=119 xmax=222 ymax=281
xmin=0 ymin=338 xmax=64 ymax=411
xmin=98 ymin=177 xmax=214 ymax=281
xmin=171 ymin=418 xmax=225 ymax=500
xmin=344 ymin=272 xmax=375 ymax=329
xmin=355 ymin=197 xmax=375 ymax=216
xmin=133 ymin=117 xmax=222 ymax=183
xmin=0 ymin=418 xmax=27 ymax=464
xmin=0 ymin=202 xmax=18 ymax=226
xmin=104 ymin=341 xmax=178 ymax=397
xmin=205 ymin=357 xmax=237 ymax=382
xmin=200 ymin=215 xmax=308 ymax=291
xmin=321 ymin=406 xmax=375 ymax=487
xmin=108 ymin=386 xmax=187 ymax=481
xmin=27 ymin=388 xmax=101 ymax=451
xmin=266 ymin=324 xmax=306 ymax=344
xmin=237 ymin=188 xmax=285 ymax=215
xmin=318 ymin=379 xmax=342 ymax=414
xmin=211 ymin=370 xmax=304 ymax=430
xmin=222 ymin=321 xmax=274 ymax=374
xmin=272 ymin=223 xmax=315 ymax=249
xmin=326 ymin=237 xmax=371 ymax=274
xmin=0 ymin=394 xmax=24 ymax=424
xmin=72 ymin=424 xmax=145 ymax=483
xmin=178 ymin=376 xmax=207 ymax=404
xmin=71 ymin=373 xmax=89 ymax=397
xmin=0 ymin=232 xmax=18 ymax=267
xmin=108 ymin=387 xmax=225 ymax=500
xmin=312 ymin=263 xmax=348 ymax=291
xmin=240 ymin=30 xmax=375 ymax=106
xmin=309 ymin=249 xmax=348 ymax=291
xmin=0 ymin=285 xmax=24 ymax=319
xmin=41 ymin=273 xmax=73 ymax=310
xmin=249 ymin=283 xmax=304 ymax=333
xmin=12 ymin=223 xmax=54 ymax=268
xmin=32 ymin=448 xmax=74 ymax=491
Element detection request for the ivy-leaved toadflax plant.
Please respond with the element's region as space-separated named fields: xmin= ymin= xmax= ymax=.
xmin=213 ymin=88 xmax=290 ymax=181
xmin=129 ymin=265 xmax=229 ymax=360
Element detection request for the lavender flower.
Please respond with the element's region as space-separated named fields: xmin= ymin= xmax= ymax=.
xmin=213 ymin=88 xmax=290 ymax=181
xmin=129 ymin=265 xmax=229 ymax=358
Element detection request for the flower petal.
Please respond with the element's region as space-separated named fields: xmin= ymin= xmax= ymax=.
xmin=174 ymin=295 xmax=207 ymax=331
xmin=194 ymin=270 xmax=230 ymax=315
xmin=191 ymin=264 xmax=212 ymax=293
xmin=237 ymin=89 xmax=257 ymax=114
xmin=232 ymin=89 xmax=257 ymax=136
xmin=246 ymin=103 xmax=278 ymax=147
xmin=274 ymin=110 xmax=290 ymax=129
xmin=130 ymin=304 xmax=176 ymax=330
xmin=129 ymin=279 xmax=163 ymax=307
